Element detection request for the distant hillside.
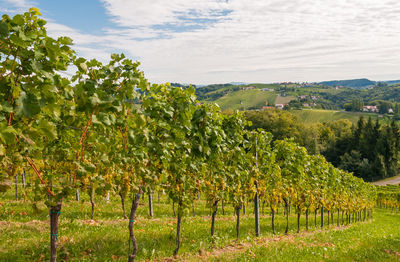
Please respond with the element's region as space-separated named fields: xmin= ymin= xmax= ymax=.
xmin=229 ymin=82 xmax=248 ymax=85
xmin=195 ymin=81 xmax=400 ymax=112
xmin=211 ymin=89 xmax=276 ymax=111
xmin=319 ymin=78 xmax=375 ymax=89
xmin=195 ymin=84 xmax=241 ymax=100
xmin=291 ymin=109 xmax=384 ymax=124
xmin=385 ymin=80 xmax=400 ymax=85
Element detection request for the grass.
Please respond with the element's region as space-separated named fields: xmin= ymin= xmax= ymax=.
xmin=290 ymin=109 xmax=392 ymax=124
xmin=274 ymin=94 xmax=296 ymax=105
xmin=209 ymin=209 xmax=400 ymax=262
xmin=212 ymin=89 xmax=276 ymax=110
xmin=1 ymin=190 xmax=400 ymax=261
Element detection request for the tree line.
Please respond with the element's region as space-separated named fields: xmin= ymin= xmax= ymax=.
xmin=246 ymin=110 xmax=400 ymax=181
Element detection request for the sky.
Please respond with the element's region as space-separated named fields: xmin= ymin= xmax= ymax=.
xmin=1 ymin=0 xmax=400 ymax=85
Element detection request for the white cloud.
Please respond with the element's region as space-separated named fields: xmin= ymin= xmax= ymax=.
xmin=1 ymin=0 xmax=36 ymax=13
xmin=4 ymin=0 xmax=400 ymax=84
xmin=100 ymin=0 xmax=230 ymax=27
xmin=4 ymin=0 xmax=33 ymax=9
xmin=93 ymin=0 xmax=400 ymax=84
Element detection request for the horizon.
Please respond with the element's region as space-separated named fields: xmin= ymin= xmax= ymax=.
xmin=2 ymin=0 xmax=400 ymax=84
xmin=183 ymin=78 xmax=399 ymax=87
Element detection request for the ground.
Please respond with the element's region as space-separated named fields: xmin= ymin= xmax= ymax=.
xmin=372 ymin=175 xmax=400 ymax=186
xmin=1 ymin=191 xmax=400 ymax=261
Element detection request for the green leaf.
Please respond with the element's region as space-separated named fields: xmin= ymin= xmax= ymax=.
xmin=12 ymin=14 xmax=24 ymax=25
xmin=0 ymin=124 xmax=16 ymax=145
xmin=89 ymin=93 xmax=101 ymax=106
xmin=0 ymin=21 xmax=8 ymax=38
xmin=15 ymin=92 xmax=40 ymax=117
xmin=0 ymin=102 xmax=13 ymax=113
xmin=29 ymin=7 xmax=41 ymax=15
xmin=58 ymin=36 xmax=73 ymax=45
xmin=79 ymin=62 xmax=87 ymax=72
xmin=10 ymin=33 xmax=26 ymax=47
xmin=37 ymin=119 xmax=57 ymax=140
xmin=98 ymin=113 xmax=112 ymax=126
xmin=91 ymin=115 xmax=101 ymax=125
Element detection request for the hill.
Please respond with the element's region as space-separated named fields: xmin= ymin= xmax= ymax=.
xmin=318 ymin=78 xmax=375 ymax=89
xmin=290 ymin=109 xmax=384 ymax=124
xmin=195 ymin=81 xmax=400 ymax=115
xmin=211 ymin=89 xmax=276 ymax=110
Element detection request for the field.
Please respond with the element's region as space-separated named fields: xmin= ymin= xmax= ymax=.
xmin=212 ymin=89 xmax=277 ymax=110
xmin=290 ymin=109 xmax=388 ymax=124
xmin=274 ymin=94 xmax=296 ymax=105
xmin=2 ymin=191 xmax=400 ymax=261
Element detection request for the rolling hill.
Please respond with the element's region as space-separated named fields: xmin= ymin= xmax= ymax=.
xmin=211 ymin=89 xmax=277 ymax=111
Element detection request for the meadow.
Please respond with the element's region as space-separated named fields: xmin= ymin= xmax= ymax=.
xmin=290 ymin=109 xmax=388 ymax=124
xmin=212 ymin=89 xmax=276 ymax=110
xmin=1 ymin=191 xmax=399 ymax=261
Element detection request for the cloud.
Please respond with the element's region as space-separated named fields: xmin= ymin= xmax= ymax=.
xmin=3 ymin=0 xmax=33 ymax=9
xmin=92 ymin=0 xmax=400 ymax=83
xmin=0 ymin=0 xmax=36 ymax=13
xmin=3 ymin=0 xmax=400 ymax=84
xmin=100 ymin=0 xmax=230 ymax=27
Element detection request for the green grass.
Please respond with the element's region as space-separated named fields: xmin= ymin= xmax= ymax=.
xmin=212 ymin=89 xmax=277 ymax=111
xmin=1 ymin=190 xmax=400 ymax=261
xmin=286 ymin=87 xmax=343 ymax=95
xmin=274 ymin=94 xmax=296 ymax=105
xmin=290 ymin=109 xmax=391 ymax=124
xmin=209 ymin=209 xmax=400 ymax=262
xmin=246 ymin=83 xmax=280 ymax=90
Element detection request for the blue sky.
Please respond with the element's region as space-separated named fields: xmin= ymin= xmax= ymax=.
xmin=2 ymin=0 xmax=400 ymax=84
xmin=34 ymin=0 xmax=113 ymax=35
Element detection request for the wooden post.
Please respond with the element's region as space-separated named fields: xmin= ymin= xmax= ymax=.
xmin=148 ymin=192 xmax=153 ymax=217
xmin=15 ymin=173 xmax=18 ymax=201
xmin=321 ymin=206 xmax=324 ymax=228
xmin=254 ymin=135 xmax=260 ymax=237
xmin=254 ymin=193 xmax=260 ymax=236
xmin=50 ymin=203 xmax=62 ymax=262
xmin=22 ymin=169 xmax=26 ymax=188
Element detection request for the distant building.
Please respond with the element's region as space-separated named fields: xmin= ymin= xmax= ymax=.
xmin=363 ymin=105 xmax=378 ymax=112
xmin=243 ymin=86 xmax=254 ymax=90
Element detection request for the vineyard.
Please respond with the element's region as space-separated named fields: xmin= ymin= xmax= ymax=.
xmin=0 ymin=9 xmax=379 ymax=262
xmin=376 ymin=185 xmax=400 ymax=210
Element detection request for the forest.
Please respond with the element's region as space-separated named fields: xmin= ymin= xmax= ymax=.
xmin=245 ymin=109 xmax=400 ymax=181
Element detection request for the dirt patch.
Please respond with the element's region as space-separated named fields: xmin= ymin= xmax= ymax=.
xmin=384 ymin=249 xmax=400 ymax=258
xmin=0 ymin=219 xmax=48 ymax=233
